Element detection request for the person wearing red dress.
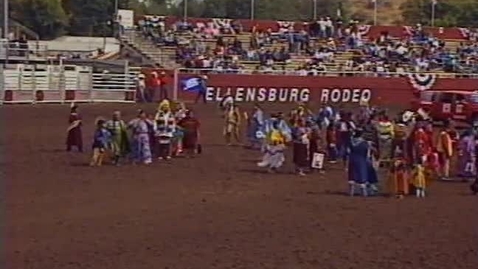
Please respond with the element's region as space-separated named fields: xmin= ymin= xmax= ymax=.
xmin=177 ymin=110 xmax=201 ymax=157
xmin=66 ymin=104 xmax=83 ymax=152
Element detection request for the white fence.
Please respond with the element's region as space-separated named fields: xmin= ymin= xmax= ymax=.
xmin=0 ymin=64 xmax=139 ymax=104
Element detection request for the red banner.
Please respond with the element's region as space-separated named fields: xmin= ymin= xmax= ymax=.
xmin=168 ymin=73 xmax=477 ymax=106
xmin=158 ymin=16 xmax=469 ymax=40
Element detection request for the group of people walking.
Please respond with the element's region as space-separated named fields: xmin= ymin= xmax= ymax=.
xmin=66 ymin=100 xmax=201 ymax=166
xmin=66 ymin=97 xmax=478 ymax=197
xmin=222 ymin=98 xmax=478 ymax=197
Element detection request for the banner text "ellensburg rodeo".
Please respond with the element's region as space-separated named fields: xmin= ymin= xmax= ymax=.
xmin=205 ymin=87 xmax=310 ymax=102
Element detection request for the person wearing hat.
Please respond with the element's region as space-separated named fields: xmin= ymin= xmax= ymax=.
xmin=106 ymin=111 xmax=130 ymax=165
xmin=194 ymin=75 xmax=208 ymax=104
xmin=66 ymin=103 xmax=83 ymax=152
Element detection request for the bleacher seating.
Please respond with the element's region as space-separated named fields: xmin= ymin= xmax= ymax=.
xmin=120 ymin=16 xmax=478 ymax=76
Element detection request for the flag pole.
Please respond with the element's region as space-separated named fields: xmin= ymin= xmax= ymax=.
xmin=3 ymin=0 xmax=8 ymax=39
xmin=373 ymin=0 xmax=378 ymax=25
xmin=313 ymin=0 xmax=317 ymax=20
xmin=183 ymin=0 xmax=188 ymax=21
xmin=250 ymin=0 xmax=255 ymax=20
xmin=431 ymin=1 xmax=436 ymax=27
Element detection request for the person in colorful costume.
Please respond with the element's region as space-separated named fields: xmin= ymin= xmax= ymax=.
xmin=391 ymin=120 xmax=408 ymax=159
xmin=388 ymin=149 xmax=409 ymax=198
xmin=154 ymin=100 xmax=176 ymax=160
xmin=128 ymin=109 xmax=153 ymax=165
xmin=292 ymin=119 xmax=310 ymax=176
xmin=223 ymin=103 xmax=242 ymax=145
xmin=436 ymin=123 xmax=453 ymax=180
xmin=325 ymin=123 xmax=338 ymax=163
xmin=316 ymin=104 xmax=335 ymax=130
xmin=457 ymin=130 xmax=475 ymax=178
xmin=90 ymin=118 xmax=111 ymax=166
xmin=106 ymin=111 xmax=130 ymax=165
xmin=66 ymin=103 xmax=83 ymax=152
xmin=356 ymin=100 xmax=374 ymax=126
xmin=309 ymin=122 xmax=325 ymax=172
xmin=413 ymin=122 xmax=431 ymax=163
xmin=337 ymin=112 xmax=355 ymax=168
xmin=411 ymin=160 xmax=427 ymax=198
xmin=376 ymin=114 xmax=394 ymax=166
xmin=348 ymin=129 xmax=376 ymax=197
xmin=289 ymin=103 xmax=312 ymax=127
xmin=245 ymin=104 xmax=265 ymax=149
xmin=172 ymin=102 xmax=187 ymax=155
xmin=257 ymin=120 xmax=287 ymax=173
xmin=177 ymin=110 xmax=201 ymax=158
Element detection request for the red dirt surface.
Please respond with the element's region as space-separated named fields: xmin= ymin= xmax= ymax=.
xmin=4 ymin=103 xmax=478 ymax=269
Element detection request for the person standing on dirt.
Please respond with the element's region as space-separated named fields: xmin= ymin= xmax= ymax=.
xmin=177 ymin=110 xmax=201 ymax=158
xmin=194 ymin=75 xmax=208 ymax=104
xmin=66 ymin=103 xmax=83 ymax=152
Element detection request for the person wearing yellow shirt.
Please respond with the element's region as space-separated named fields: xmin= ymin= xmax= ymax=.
xmin=412 ymin=160 xmax=426 ymax=198
xmin=436 ymin=124 xmax=453 ymax=180
xmin=257 ymin=121 xmax=287 ymax=173
xmin=376 ymin=115 xmax=394 ymax=166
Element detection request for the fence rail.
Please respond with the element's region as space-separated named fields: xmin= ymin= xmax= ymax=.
xmin=1 ymin=63 xmax=139 ymax=104
xmin=173 ymin=67 xmax=478 ymax=79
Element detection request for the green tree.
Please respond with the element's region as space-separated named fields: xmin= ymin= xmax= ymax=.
xmin=10 ymin=0 xmax=69 ymax=39
xmin=400 ymin=0 xmax=478 ymax=27
xmin=62 ymin=0 xmax=115 ymax=36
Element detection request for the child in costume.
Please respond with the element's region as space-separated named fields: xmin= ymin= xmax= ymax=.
xmin=106 ymin=111 xmax=130 ymax=165
xmin=388 ymin=150 xmax=409 ymax=198
xmin=257 ymin=121 xmax=286 ymax=173
xmin=412 ymin=159 xmax=426 ymax=198
xmin=90 ymin=118 xmax=111 ymax=166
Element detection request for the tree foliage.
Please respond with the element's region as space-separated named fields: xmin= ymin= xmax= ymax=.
xmin=9 ymin=0 xmax=478 ymax=39
xmin=170 ymin=0 xmax=343 ymax=21
xmin=400 ymin=0 xmax=478 ymax=27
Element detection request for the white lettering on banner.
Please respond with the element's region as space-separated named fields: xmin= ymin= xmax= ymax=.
xmin=206 ymin=87 xmax=310 ymax=103
xmin=320 ymin=88 xmax=372 ymax=103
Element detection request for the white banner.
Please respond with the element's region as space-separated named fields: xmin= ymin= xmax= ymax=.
xmin=118 ymin=9 xmax=134 ymax=29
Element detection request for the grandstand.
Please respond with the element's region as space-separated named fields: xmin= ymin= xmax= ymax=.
xmin=121 ymin=15 xmax=477 ymax=78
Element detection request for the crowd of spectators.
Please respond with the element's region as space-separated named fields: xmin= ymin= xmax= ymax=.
xmin=137 ymin=16 xmax=478 ymax=76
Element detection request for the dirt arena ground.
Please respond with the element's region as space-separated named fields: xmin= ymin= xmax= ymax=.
xmin=3 ymin=102 xmax=478 ymax=269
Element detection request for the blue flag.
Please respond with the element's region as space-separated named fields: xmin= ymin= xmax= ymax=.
xmin=181 ymin=77 xmax=202 ymax=92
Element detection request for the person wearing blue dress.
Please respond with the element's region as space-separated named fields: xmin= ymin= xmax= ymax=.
xmin=90 ymin=119 xmax=112 ymax=166
xmin=246 ymin=104 xmax=265 ymax=149
xmin=348 ymin=129 xmax=373 ymax=197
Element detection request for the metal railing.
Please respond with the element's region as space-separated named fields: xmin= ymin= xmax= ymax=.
xmin=0 ymin=39 xmax=49 ymax=61
xmin=174 ymin=67 xmax=478 ymax=79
